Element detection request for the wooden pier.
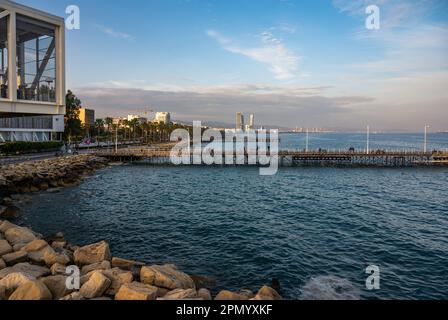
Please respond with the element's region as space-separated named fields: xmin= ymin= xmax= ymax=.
xmin=92 ymin=147 xmax=448 ymax=168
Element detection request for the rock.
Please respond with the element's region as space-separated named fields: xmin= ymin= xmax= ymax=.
xmin=4 ymin=227 xmax=36 ymax=246
xmin=0 ymin=206 xmax=21 ymax=219
xmin=74 ymin=241 xmax=111 ymax=266
xmin=51 ymin=241 xmax=66 ymax=249
xmin=198 ymin=288 xmax=212 ymax=300
xmin=0 ymin=263 xmax=50 ymax=279
xmin=0 ymin=239 xmax=13 ymax=256
xmin=252 ymin=286 xmax=282 ymax=300
xmin=79 ymin=271 xmax=111 ymax=299
xmin=81 ymin=260 xmax=111 ymax=275
xmin=115 ymin=282 xmax=158 ymax=300
xmin=239 ymin=289 xmax=255 ymax=299
xmin=1 ymin=197 xmax=13 ymax=206
xmin=102 ymin=268 xmax=133 ymax=296
xmin=0 ymin=258 xmax=5 ymax=270
xmin=24 ymin=239 xmax=48 ymax=252
xmin=0 ymin=206 xmax=7 ymax=217
xmin=9 ymin=280 xmax=52 ymax=300
xmin=0 ymin=285 xmax=5 ymax=300
xmin=111 ymin=257 xmax=145 ymax=270
xmin=12 ymin=243 xmax=26 ymax=252
xmin=41 ymin=275 xmax=73 ymax=300
xmin=156 ymin=287 xmax=170 ymax=297
xmin=2 ymin=250 xmax=28 ymax=265
xmin=0 ymin=272 xmax=34 ymax=291
xmin=0 ymin=220 xmax=17 ymax=233
xmin=90 ymin=296 xmax=112 ymax=300
xmin=50 ymin=263 xmax=67 ymax=276
xmin=140 ymin=264 xmax=195 ymax=290
xmin=191 ymin=274 xmax=216 ymax=288
xmin=43 ymin=249 xmax=71 ymax=266
xmin=60 ymin=292 xmax=85 ymax=300
xmin=159 ymin=288 xmax=199 ymax=300
xmin=215 ymin=290 xmax=249 ymax=300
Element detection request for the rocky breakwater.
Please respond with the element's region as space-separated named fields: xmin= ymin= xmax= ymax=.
xmin=0 ymin=220 xmax=282 ymax=300
xmin=0 ymin=155 xmax=109 ymax=219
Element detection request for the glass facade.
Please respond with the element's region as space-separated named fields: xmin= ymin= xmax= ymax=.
xmin=16 ymin=14 xmax=56 ymax=102
xmin=0 ymin=14 xmax=8 ymax=99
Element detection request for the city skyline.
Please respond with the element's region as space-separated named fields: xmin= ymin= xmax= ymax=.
xmin=17 ymin=0 xmax=448 ymax=131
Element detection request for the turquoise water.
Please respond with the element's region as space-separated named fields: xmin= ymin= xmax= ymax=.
xmin=17 ymin=133 xmax=448 ymax=300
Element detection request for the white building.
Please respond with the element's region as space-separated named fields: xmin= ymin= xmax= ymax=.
xmin=154 ymin=112 xmax=171 ymax=124
xmin=127 ymin=114 xmax=147 ymax=124
xmin=0 ymin=1 xmax=65 ymax=142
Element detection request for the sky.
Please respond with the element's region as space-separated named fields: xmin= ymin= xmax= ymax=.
xmin=18 ymin=0 xmax=448 ymax=131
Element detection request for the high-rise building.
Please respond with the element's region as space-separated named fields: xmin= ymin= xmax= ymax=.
xmin=249 ymin=114 xmax=255 ymax=129
xmin=79 ymin=108 xmax=95 ymax=128
xmin=236 ymin=112 xmax=244 ymax=130
xmin=154 ymin=112 xmax=171 ymax=124
xmin=127 ymin=114 xmax=148 ymax=124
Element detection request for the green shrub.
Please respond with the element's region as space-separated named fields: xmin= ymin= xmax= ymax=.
xmin=0 ymin=141 xmax=64 ymax=154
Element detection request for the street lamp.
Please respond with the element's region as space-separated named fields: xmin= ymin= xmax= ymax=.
xmin=424 ymin=125 xmax=430 ymax=153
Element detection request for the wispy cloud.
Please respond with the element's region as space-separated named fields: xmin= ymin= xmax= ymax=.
xmin=207 ymin=29 xmax=300 ymax=80
xmin=97 ymin=25 xmax=134 ymax=40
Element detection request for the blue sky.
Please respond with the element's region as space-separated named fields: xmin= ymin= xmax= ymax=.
xmin=19 ymin=0 xmax=448 ymax=130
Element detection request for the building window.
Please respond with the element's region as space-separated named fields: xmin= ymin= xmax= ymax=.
xmin=16 ymin=14 xmax=56 ymax=102
xmin=0 ymin=14 xmax=8 ymax=99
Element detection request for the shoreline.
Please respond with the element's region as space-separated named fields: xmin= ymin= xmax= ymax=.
xmin=0 ymin=155 xmax=282 ymax=300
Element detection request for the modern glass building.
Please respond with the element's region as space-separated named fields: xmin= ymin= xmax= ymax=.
xmin=0 ymin=0 xmax=65 ymax=142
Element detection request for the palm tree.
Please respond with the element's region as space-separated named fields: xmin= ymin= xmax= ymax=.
xmin=94 ymin=119 xmax=105 ymax=137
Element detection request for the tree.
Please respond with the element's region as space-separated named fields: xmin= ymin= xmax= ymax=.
xmin=64 ymin=90 xmax=82 ymax=141
xmin=94 ymin=118 xmax=105 ymax=137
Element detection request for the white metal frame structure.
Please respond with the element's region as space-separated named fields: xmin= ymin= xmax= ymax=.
xmin=0 ymin=0 xmax=65 ymax=141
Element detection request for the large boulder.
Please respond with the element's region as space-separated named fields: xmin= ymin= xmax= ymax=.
xmin=111 ymin=257 xmax=145 ymax=270
xmin=158 ymin=288 xmax=199 ymax=300
xmin=50 ymin=263 xmax=68 ymax=276
xmin=102 ymin=268 xmax=133 ymax=296
xmin=140 ymin=264 xmax=195 ymax=290
xmin=2 ymin=250 xmax=28 ymax=266
xmin=9 ymin=280 xmax=52 ymax=300
xmin=198 ymin=288 xmax=212 ymax=300
xmin=60 ymin=292 xmax=85 ymax=300
xmin=0 ymin=221 xmax=17 ymax=233
xmin=0 ymin=206 xmax=21 ymax=219
xmin=252 ymin=286 xmax=282 ymax=300
xmin=0 ymin=285 xmax=5 ymax=300
xmin=0 ymin=258 xmax=5 ymax=270
xmin=79 ymin=271 xmax=111 ymax=299
xmin=0 ymin=263 xmax=50 ymax=279
xmin=4 ymin=227 xmax=36 ymax=246
xmin=74 ymin=241 xmax=111 ymax=266
xmin=115 ymin=282 xmax=158 ymax=300
xmin=0 ymin=272 xmax=34 ymax=291
xmin=41 ymin=275 xmax=74 ymax=300
xmin=81 ymin=260 xmax=111 ymax=275
xmin=0 ymin=239 xmax=13 ymax=256
xmin=215 ymin=290 xmax=250 ymax=300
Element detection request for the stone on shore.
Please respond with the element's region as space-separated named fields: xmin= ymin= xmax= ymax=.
xmin=0 ymin=206 xmax=21 ymax=219
xmin=102 ymin=268 xmax=133 ymax=295
xmin=79 ymin=271 xmax=111 ymax=299
xmin=215 ymin=290 xmax=250 ymax=300
xmin=41 ymin=275 xmax=73 ymax=300
xmin=115 ymin=282 xmax=158 ymax=301
xmin=140 ymin=264 xmax=195 ymax=290
xmin=0 ymin=258 xmax=5 ymax=270
xmin=0 ymin=284 xmax=5 ymax=300
xmin=158 ymin=288 xmax=199 ymax=300
xmin=111 ymin=257 xmax=145 ymax=270
xmin=2 ymin=250 xmax=28 ymax=266
xmin=50 ymin=263 xmax=67 ymax=275
xmin=252 ymin=286 xmax=282 ymax=300
xmin=198 ymin=288 xmax=212 ymax=300
xmin=74 ymin=241 xmax=111 ymax=266
xmin=60 ymin=292 xmax=85 ymax=300
xmin=0 ymin=262 xmax=50 ymax=279
xmin=4 ymin=227 xmax=36 ymax=246
xmin=0 ymin=239 xmax=13 ymax=256
xmin=0 ymin=272 xmax=34 ymax=291
xmin=0 ymin=221 xmax=17 ymax=234
xmin=9 ymin=280 xmax=52 ymax=300
xmin=81 ymin=260 xmax=111 ymax=275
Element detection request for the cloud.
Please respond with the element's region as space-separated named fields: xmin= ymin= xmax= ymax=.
xmin=97 ymin=25 xmax=134 ymax=40
xmin=207 ymin=30 xmax=300 ymax=80
xmin=73 ymin=83 xmax=374 ymax=129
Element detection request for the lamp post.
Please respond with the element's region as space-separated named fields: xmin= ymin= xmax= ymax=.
xmin=305 ymin=128 xmax=309 ymax=152
xmin=366 ymin=125 xmax=370 ymax=155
